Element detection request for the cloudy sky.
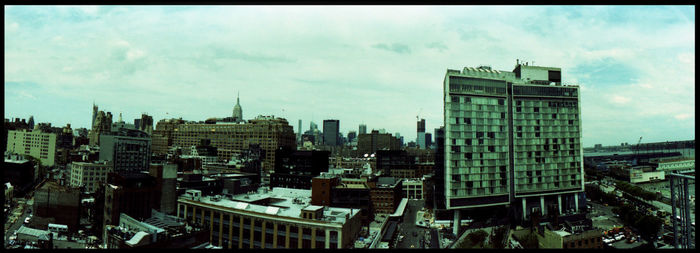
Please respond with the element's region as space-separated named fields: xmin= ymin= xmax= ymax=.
xmin=4 ymin=5 xmax=695 ymax=147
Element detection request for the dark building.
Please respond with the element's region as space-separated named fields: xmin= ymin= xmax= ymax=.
xmin=33 ymin=181 xmax=81 ymax=233
xmin=376 ymin=150 xmax=414 ymax=176
xmin=323 ymin=119 xmax=340 ymax=146
xmin=433 ymin=127 xmax=446 ymax=212
xmin=177 ymin=173 xmax=222 ymax=196
xmin=149 ymin=163 xmax=178 ymax=215
xmin=103 ymin=172 xmax=160 ymax=237
xmin=357 ymin=130 xmax=401 ymax=156
xmin=3 ymin=153 xmax=37 ymax=195
xmin=174 ymin=157 xmax=202 ymax=172
xmin=134 ymin=114 xmax=154 ymax=136
xmin=369 ymin=177 xmax=403 ymax=214
xmin=99 ymin=128 xmax=152 ymax=173
xmin=271 ymin=147 xmax=330 ymax=189
xmin=311 ymin=175 xmax=373 ymax=223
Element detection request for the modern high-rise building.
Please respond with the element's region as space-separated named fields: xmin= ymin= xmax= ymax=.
xmin=298 ymin=119 xmax=302 ymax=144
xmin=358 ymin=124 xmax=367 ymax=135
xmin=28 ymin=116 xmax=35 ymax=130
xmin=443 ymin=62 xmax=583 ymax=232
xmin=417 ymin=119 xmax=426 ymax=149
xmin=323 ymin=120 xmax=340 ymax=146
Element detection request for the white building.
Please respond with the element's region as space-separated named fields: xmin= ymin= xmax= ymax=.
xmin=6 ymin=128 xmax=57 ymax=167
xmin=402 ymin=179 xmax=424 ymax=200
xmin=656 ymin=158 xmax=695 ymax=172
xmin=69 ymin=161 xmax=112 ymax=193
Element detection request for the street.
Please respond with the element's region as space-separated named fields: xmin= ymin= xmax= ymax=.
xmin=4 ymin=196 xmax=33 ymax=248
xmin=395 ymin=199 xmax=432 ymax=249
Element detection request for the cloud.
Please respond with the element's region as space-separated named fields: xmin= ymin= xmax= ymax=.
xmin=3 ymin=6 xmax=694 ymax=146
xmin=426 ymin=42 xmax=448 ymax=52
xmin=372 ymin=43 xmax=411 ymax=54
xmin=610 ymin=95 xmax=630 ymax=105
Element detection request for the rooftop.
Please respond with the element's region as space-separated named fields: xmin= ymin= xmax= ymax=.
xmin=180 ymin=187 xmax=359 ymax=225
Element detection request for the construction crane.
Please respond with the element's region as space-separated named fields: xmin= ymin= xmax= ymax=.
xmin=634 ymin=137 xmax=643 ymax=165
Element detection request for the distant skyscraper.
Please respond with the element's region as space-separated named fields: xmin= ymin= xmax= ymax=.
xmin=417 ymin=118 xmax=426 ymax=149
xmin=443 ymin=62 xmax=583 ymax=233
xmin=298 ymin=119 xmax=302 ymax=144
xmin=323 ymin=120 xmax=340 ymax=146
xmin=92 ymin=102 xmax=98 ymax=128
xmin=359 ymin=124 xmax=367 ymax=135
xmin=425 ymin=132 xmax=432 ymax=149
xmin=232 ymin=92 xmax=244 ymax=123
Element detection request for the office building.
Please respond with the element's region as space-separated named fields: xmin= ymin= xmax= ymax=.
xmin=369 ymin=177 xmax=403 ymax=214
xmin=103 ymin=172 xmax=161 ymax=237
xmin=33 ymin=181 xmax=81 ymax=233
xmin=171 ymin=116 xmax=296 ymax=178
xmin=69 ymin=161 xmax=112 ymax=193
xmin=176 ymin=187 xmax=363 ymax=248
xmin=152 ymin=118 xmax=185 ymax=155
xmin=149 ymin=164 xmax=178 ymax=214
xmin=6 ymin=128 xmax=57 ymax=167
xmin=443 ymin=62 xmax=583 ymax=230
xmin=358 ymin=124 xmax=367 ymax=135
xmin=99 ymin=128 xmax=151 ymax=173
xmin=322 ymin=120 xmax=340 ymax=146
xmin=271 ymin=148 xmax=330 ymax=189
xmin=356 ymin=130 xmax=401 ymax=156
xmin=417 ymin=118 xmax=426 ymax=149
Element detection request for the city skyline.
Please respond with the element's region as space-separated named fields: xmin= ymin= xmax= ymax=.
xmin=4 ymin=5 xmax=695 ymax=146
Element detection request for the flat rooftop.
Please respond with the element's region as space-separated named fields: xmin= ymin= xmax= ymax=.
xmin=181 ymin=187 xmax=360 ymax=225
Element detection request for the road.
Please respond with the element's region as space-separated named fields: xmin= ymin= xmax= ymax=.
xmin=4 ymin=197 xmax=33 ymax=248
xmin=395 ymin=200 xmax=432 ymax=249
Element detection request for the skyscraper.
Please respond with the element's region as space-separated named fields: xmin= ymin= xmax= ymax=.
xmin=92 ymin=102 xmax=98 ymax=127
xmin=417 ymin=118 xmax=426 ymax=149
xmin=443 ymin=62 xmax=583 ymax=233
xmin=298 ymin=119 xmax=302 ymax=144
xmin=27 ymin=116 xmax=34 ymax=129
xmin=359 ymin=124 xmax=367 ymax=135
xmin=232 ymin=92 xmax=244 ymax=123
xmin=323 ymin=119 xmax=340 ymax=146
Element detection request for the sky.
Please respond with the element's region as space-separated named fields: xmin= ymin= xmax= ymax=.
xmin=4 ymin=5 xmax=695 ymax=147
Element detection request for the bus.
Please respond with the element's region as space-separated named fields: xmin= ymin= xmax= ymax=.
xmin=48 ymin=223 xmax=68 ymax=234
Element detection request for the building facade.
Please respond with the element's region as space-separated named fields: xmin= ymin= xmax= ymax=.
xmin=176 ymin=188 xmax=362 ymax=249
xmin=171 ymin=116 xmax=296 ymax=177
xmin=152 ymin=118 xmax=185 ymax=155
xmin=271 ymin=148 xmax=330 ymax=190
xmin=417 ymin=119 xmax=426 ymax=149
xmin=7 ymin=128 xmax=57 ymax=167
xmin=322 ymin=120 xmax=340 ymax=146
xmin=33 ymin=182 xmax=81 ymax=233
xmin=69 ymin=161 xmax=113 ymax=193
xmin=443 ymin=62 xmax=583 ymax=227
xmin=99 ymin=129 xmax=151 ymax=173
xmin=357 ymin=130 xmax=401 ymax=156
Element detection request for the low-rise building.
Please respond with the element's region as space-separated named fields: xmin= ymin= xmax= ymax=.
xmin=6 ymin=128 xmax=57 ymax=167
xmin=33 ymin=181 xmax=81 ymax=233
xmin=104 ymin=209 xmax=209 ymax=249
xmin=655 ymin=157 xmax=694 ymax=172
xmin=402 ymin=179 xmax=424 ymax=200
xmin=369 ymin=177 xmax=403 ymax=214
xmin=176 ymin=187 xmax=363 ymax=249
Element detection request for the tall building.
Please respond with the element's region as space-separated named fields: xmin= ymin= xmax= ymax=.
xmin=6 ymin=128 xmax=57 ymax=167
xmin=298 ymin=119 xmax=302 ymax=144
xmin=271 ymin=148 xmax=329 ymax=189
xmin=443 ymin=62 xmax=583 ymax=231
xmin=425 ymin=132 xmax=433 ymax=149
xmin=103 ymin=172 xmax=160 ymax=237
xmin=357 ymin=130 xmax=401 ymax=156
xmin=232 ymin=92 xmax=244 ymax=123
xmin=89 ymin=110 xmax=113 ymax=146
xmin=358 ymin=124 xmax=367 ymax=135
xmin=171 ymin=115 xmax=296 ymax=178
xmin=152 ymin=118 xmax=185 ymax=155
xmin=69 ymin=161 xmax=112 ymax=193
xmin=134 ymin=114 xmax=154 ymax=136
xmin=417 ymin=118 xmax=426 ymax=149
xmin=322 ymin=120 xmax=340 ymax=146
xmin=92 ymin=102 xmax=98 ymax=128
xmin=347 ymin=131 xmax=357 ymax=143
xmin=99 ymin=128 xmax=152 ymax=173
